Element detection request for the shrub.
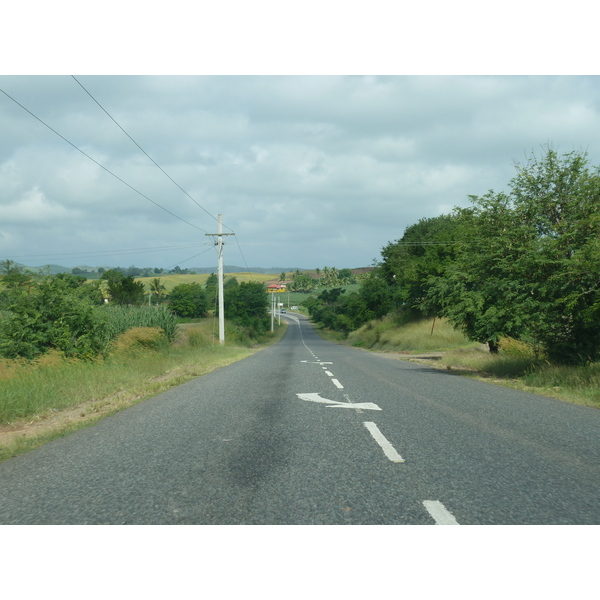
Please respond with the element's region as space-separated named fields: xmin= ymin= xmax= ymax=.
xmin=109 ymin=327 xmax=166 ymax=356
xmin=94 ymin=305 xmax=178 ymax=349
xmin=168 ymin=283 xmax=208 ymax=318
xmin=0 ymin=278 xmax=105 ymax=360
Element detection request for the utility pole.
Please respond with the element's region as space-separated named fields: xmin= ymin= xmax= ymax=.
xmin=205 ymin=214 xmax=235 ymax=346
xmin=271 ymin=289 xmax=275 ymax=332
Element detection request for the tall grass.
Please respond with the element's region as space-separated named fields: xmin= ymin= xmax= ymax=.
xmin=439 ymin=345 xmax=600 ymax=408
xmin=95 ymin=305 xmax=179 ymax=349
xmin=347 ymin=316 xmax=477 ymax=352
xmin=0 ymin=318 xmax=286 ymax=429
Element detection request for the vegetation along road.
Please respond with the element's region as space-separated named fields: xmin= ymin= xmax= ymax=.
xmin=0 ymin=314 xmax=598 ymax=524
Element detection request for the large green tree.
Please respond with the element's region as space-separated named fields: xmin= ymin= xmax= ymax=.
xmin=223 ymin=281 xmax=269 ymax=333
xmin=427 ymin=148 xmax=600 ymax=363
xmin=379 ymin=213 xmax=465 ymax=314
xmin=100 ymin=270 xmax=145 ymax=305
xmin=168 ymin=283 xmax=208 ymax=318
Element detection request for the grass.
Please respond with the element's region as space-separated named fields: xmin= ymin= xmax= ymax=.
xmin=317 ymin=315 xmax=600 ymax=410
xmin=0 ymin=318 xmax=287 ymax=462
xmin=346 ymin=315 xmax=479 ymax=353
xmin=438 ymin=349 xmax=600 ymax=409
xmin=135 ymin=272 xmax=275 ymax=292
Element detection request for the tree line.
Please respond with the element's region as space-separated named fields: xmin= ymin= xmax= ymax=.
xmin=305 ymin=148 xmax=600 ymax=365
xmin=0 ymin=265 xmax=270 ymax=360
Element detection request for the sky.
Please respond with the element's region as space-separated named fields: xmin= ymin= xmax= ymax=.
xmin=2 ymin=2 xmax=599 ymax=275
xmin=2 ymin=75 xmax=600 ymax=272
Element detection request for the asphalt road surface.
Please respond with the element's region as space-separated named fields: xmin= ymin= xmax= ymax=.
xmin=0 ymin=314 xmax=598 ymax=524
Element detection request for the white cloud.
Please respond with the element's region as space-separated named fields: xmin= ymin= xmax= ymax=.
xmin=0 ymin=187 xmax=75 ymax=224
xmin=1 ymin=75 xmax=600 ymax=270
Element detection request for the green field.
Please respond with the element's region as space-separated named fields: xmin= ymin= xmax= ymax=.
xmin=135 ymin=272 xmax=275 ymax=292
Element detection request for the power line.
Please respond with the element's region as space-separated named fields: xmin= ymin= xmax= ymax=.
xmin=232 ymin=236 xmax=251 ymax=273
xmin=165 ymin=246 xmax=217 ymax=271
xmin=0 ymin=86 xmax=207 ymax=234
xmin=71 ymin=76 xmax=226 ymax=230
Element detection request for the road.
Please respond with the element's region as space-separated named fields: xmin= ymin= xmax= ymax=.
xmin=0 ymin=314 xmax=598 ymax=524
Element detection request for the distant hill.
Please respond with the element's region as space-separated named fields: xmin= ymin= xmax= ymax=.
xmin=5 ymin=263 xmax=372 ymax=276
xmin=192 ymin=266 xmax=305 ymax=275
xmin=11 ymin=263 xmax=71 ymax=275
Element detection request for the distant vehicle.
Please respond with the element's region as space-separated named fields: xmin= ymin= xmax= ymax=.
xmin=281 ymin=309 xmax=286 ymax=313
xmin=290 ymin=306 xmax=298 ymax=310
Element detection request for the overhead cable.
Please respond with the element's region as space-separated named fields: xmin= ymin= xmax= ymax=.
xmin=71 ymin=75 xmax=228 ymax=230
xmin=0 ymin=86 xmax=207 ymax=234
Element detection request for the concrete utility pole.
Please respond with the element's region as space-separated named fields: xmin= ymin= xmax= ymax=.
xmin=205 ymin=214 xmax=235 ymax=346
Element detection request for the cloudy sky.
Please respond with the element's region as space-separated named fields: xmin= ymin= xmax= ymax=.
xmin=1 ymin=74 xmax=600 ymax=272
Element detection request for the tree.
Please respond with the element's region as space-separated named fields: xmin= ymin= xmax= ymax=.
xmin=205 ymin=273 xmax=218 ymax=306
xmin=338 ymin=268 xmax=354 ymax=284
xmin=379 ymin=213 xmax=465 ymax=314
xmin=0 ymin=260 xmax=20 ymax=275
xmin=288 ymin=273 xmax=315 ymax=292
xmin=100 ymin=270 xmax=145 ymax=305
xmin=149 ymin=278 xmax=167 ymax=305
xmin=168 ymin=283 xmax=208 ymax=318
xmin=223 ymin=281 xmax=269 ymax=334
xmin=427 ymin=148 xmax=600 ymax=363
xmin=0 ymin=277 xmax=105 ymax=359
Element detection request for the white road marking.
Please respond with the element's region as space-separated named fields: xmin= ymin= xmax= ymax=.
xmin=296 ymin=393 xmax=381 ymax=411
xmin=301 ymin=361 xmax=333 ymax=365
xmin=422 ymin=501 xmax=460 ymax=525
xmin=363 ymin=422 xmax=405 ymax=463
xmin=331 ymin=378 xmax=344 ymax=389
xmin=325 ymin=370 xmax=334 ymax=377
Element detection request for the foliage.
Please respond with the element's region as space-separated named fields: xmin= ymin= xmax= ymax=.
xmin=288 ymin=271 xmax=316 ymax=292
xmin=305 ymin=273 xmax=393 ymax=332
xmin=426 ymin=148 xmax=600 ymax=364
xmin=109 ymin=327 xmax=167 ymax=356
xmin=0 ymin=277 xmax=105 ymax=360
xmin=100 ymin=269 xmax=145 ymax=305
xmin=304 ymin=288 xmax=347 ymax=330
xmin=379 ymin=213 xmax=465 ymax=313
xmin=94 ymin=304 xmax=179 ymax=346
xmin=149 ymin=278 xmax=167 ymax=304
xmin=205 ymin=273 xmax=218 ymax=306
xmin=224 ymin=281 xmax=269 ymax=335
xmin=168 ymin=282 xmax=208 ymax=318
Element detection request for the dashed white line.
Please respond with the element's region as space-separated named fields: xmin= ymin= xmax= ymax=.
xmin=324 ymin=370 xmax=334 ymax=377
xmin=363 ymin=422 xmax=404 ymax=463
xmin=331 ymin=378 xmax=344 ymax=389
xmin=423 ymin=500 xmax=460 ymax=525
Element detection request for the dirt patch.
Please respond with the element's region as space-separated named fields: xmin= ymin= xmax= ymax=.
xmin=0 ymin=390 xmax=135 ymax=448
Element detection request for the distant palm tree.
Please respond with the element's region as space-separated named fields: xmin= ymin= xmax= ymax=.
xmin=149 ymin=278 xmax=167 ymax=305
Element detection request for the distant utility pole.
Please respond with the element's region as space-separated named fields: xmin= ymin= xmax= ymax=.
xmin=205 ymin=214 xmax=235 ymax=346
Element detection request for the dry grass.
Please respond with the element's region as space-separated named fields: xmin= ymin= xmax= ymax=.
xmin=0 ymin=319 xmax=286 ymax=461
xmin=136 ymin=272 xmax=274 ymax=292
xmin=346 ymin=316 xmax=477 ymax=353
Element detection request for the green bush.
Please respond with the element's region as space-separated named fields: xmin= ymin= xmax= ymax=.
xmin=168 ymin=283 xmax=208 ymax=318
xmin=0 ymin=278 xmax=105 ymax=360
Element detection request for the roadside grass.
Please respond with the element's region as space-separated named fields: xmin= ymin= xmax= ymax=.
xmin=317 ymin=315 xmax=600 ymax=410
xmin=346 ymin=316 xmax=479 ymax=352
xmin=0 ymin=318 xmax=287 ymax=461
xmin=439 ymin=347 xmax=600 ymax=409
